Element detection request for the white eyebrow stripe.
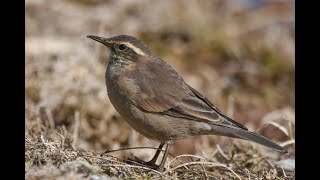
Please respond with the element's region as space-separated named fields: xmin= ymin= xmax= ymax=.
xmin=122 ymin=42 xmax=146 ymax=56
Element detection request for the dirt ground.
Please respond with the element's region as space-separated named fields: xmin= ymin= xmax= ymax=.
xmin=26 ymin=0 xmax=295 ymax=179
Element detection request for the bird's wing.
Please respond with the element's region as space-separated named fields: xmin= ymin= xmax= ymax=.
xmin=128 ymin=58 xmax=247 ymax=130
xmin=129 ymin=58 xmax=192 ymax=112
xmin=162 ymin=92 xmax=248 ymax=130
xmin=186 ymin=85 xmax=248 ymax=130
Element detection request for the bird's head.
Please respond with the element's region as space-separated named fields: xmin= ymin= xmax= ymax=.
xmin=87 ymin=35 xmax=153 ymax=63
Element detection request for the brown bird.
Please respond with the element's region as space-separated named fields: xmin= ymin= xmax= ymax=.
xmin=87 ymin=34 xmax=286 ymax=171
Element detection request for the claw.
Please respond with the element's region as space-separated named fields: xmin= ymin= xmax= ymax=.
xmin=124 ymin=156 xmax=160 ymax=170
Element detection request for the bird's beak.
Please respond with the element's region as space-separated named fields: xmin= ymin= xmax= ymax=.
xmin=87 ymin=35 xmax=112 ymax=47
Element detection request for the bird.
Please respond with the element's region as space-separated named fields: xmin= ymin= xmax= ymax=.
xmin=87 ymin=34 xmax=286 ymax=171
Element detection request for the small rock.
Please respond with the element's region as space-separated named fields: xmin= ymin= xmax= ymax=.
xmin=89 ymin=174 xmax=116 ymax=180
xmin=60 ymin=159 xmax=100 ymax=174
xmin=276 ymin=159 xmax=295 ymax=171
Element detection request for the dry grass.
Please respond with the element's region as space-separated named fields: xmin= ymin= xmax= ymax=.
xmin=26 ymin=0 xmax=295 ymax=179
xmin=26 ymin=106 xmax=294 ymax=179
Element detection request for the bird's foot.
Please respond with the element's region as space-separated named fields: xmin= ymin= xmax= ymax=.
xmin=124 ymin=156 xmax=160 ymax=170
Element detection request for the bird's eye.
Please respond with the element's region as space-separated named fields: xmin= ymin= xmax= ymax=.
xmin=118 ymin=44 xmax=127 ymax=51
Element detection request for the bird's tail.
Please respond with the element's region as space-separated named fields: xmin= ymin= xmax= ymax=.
xmin=212 ymin=125 xmax=287 ymax=153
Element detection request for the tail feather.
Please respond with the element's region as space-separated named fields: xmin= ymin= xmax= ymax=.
xmin=235 ymin=129 xmax=286 ymax=153
xmin=212 ymin=125 xmax=287 ymax=153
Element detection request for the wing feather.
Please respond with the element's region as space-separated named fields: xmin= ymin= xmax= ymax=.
xmin=127 ymin=57 xmax=247 ymax=130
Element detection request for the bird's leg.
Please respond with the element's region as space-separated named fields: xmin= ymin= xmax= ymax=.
xmin=147 ymin=143 xmax=165 ymax=165
xmin=133 ymin=143 xmax=165 ymax=170
xmin=124 ymin=143 xmax=165 ymax=170
xmin=158 ymin=142 xmax=172 ymax=172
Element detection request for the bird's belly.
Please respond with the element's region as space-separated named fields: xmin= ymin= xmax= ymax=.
xmin=107 ymin=91 xmax=164 ymax=141
xmin=105 ymin=81 xmax=157 ymax=139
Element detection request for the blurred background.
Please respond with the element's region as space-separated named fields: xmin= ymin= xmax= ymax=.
xmin=26 ymin=0 xmax=294 ymax=164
